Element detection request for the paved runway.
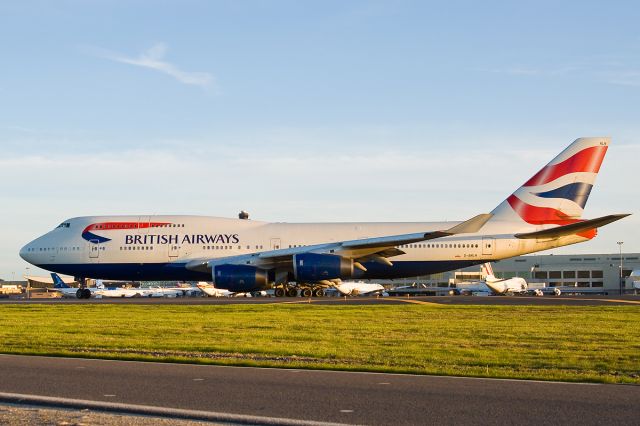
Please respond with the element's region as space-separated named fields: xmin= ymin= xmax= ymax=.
xmin=2 ymin=295 xmax=640 ymax=306
xmin=0 ymin=355 xmax=637 ymax=425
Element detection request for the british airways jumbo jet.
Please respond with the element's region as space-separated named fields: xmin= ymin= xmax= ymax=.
xmin=20 ymin=138 xmax=628 ymax=297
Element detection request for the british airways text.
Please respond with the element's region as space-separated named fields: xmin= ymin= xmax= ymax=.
xmin=125 ymin=234 xmax=240 ymax=245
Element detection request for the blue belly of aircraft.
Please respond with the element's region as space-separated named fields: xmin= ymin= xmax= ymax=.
xmin=34 ymin=260 xmax=484 ymax=281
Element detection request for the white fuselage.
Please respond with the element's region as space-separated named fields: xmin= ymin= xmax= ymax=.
xmin=483 ymin=277 xmax=529 ymax=295
xmin=19 ymin=215 xmax=590 ymax=282
xmin=334 ymin=281 xmax=386 ymax=296
xmin=197 ymin=282 xmax=234 ymax=297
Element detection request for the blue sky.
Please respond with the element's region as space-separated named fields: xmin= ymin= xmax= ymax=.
xmin=1 ymin=1 xmax=638 ymax=279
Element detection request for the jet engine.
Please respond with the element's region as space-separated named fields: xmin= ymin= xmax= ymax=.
xmin=293 ymin=253 xmax=353 ymax=282
xmin=213 ymin=264 xmax=268 ymax=292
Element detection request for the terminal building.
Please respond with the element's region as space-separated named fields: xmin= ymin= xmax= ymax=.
xmin=385 ymin=252 xmax=640 ymax=294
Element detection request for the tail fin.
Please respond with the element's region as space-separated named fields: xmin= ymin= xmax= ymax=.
xmin=490 ymin=137 xmax=609 ymax=225
xmin=481 ymin=263 xmax=498 ymax=282
xmin=51 ymin=273 xmax=70 ymax=288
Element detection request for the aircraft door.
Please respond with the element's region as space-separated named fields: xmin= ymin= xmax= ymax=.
xmin=482 ymin=237 xmax=495 ymax=256
xmin=270 ymin=238 xmax=281 ymax=250
xmin=89 ymin=240 xmax=100 ymax=259
xmin=168 ymin=244 xmax=179 ymax=259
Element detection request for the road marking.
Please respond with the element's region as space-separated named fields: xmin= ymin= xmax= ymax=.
xmin=382 ymin=297 xmax=441 ymax=306
xmin=597 ymin=299 xmax=640 ymax=305
xmin=378 ymin=382 xmax=390 ymax=385
xmin=339 ymin=410 xmax=354 ymax=413
xmin=192 ymin=378 xmax=204 ymax=381
xmin=103 ymin=394 xmax=116 ymax=397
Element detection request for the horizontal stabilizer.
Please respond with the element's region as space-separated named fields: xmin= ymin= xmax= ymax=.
xmin=514 ymin=214 xmax=630 ymax=239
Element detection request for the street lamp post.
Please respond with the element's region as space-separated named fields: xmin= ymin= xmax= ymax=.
xmin=24 ymin=267 xmax=30 ymax=299
xmin=617 ymin=241 xmax=624 ymax=295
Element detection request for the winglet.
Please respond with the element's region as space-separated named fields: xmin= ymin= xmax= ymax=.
xmin=443 ymin=213 xmax=493 ymax=235
xmin=420 ymin=213 xmax=493 ymax=241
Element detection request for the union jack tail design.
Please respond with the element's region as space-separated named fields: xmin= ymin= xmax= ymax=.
xmin=490 ymin=137 xmax=610 ymax=226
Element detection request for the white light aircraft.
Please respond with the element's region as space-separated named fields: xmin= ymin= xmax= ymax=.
xmin=450 ymin=263 xmax=559 ymax=296
xmin=95 ymin=287 xmax=149 ymax=298
xmin=94 ymin=281 xmax=194 ymax=298
xmin=333 ymin=281 xmax=386 ymax=296
xmin=480 ymin=263 xmax=531 ymax=295
xmin=20 ymin=138 xmax=629 ymax=296
xmin=197 ymin=282 xmax=234 ymax=297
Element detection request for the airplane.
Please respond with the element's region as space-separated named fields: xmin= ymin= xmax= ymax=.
xmin=196 ymin=281 xmax=261 ymax=297
xmin=197 ymin=282 xmax=235 ymax=297
xmin=480 ymin=263 xmax=530 ymax=295
xmin=50 ymin=273 xmax=101 ymax=299
xmin=95 ymin=286 xmax=151 ymax=298
xmin=447 ymin=263 xmax=558 ymax=296
xmin=143 ymin=286 xmax=193 ymax=297
xmin=19 ymin=138 xmax=629 ymax=297
xmin=332 ymin=281 xmax=386 ymax=296
xmin=92 ymin=280 xmax=195 ymax=298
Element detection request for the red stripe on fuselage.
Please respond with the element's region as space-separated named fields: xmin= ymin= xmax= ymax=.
xmin=523 ymin=145 xmax=607 ymax=187
xmin=83 ymin=222 xmax=172 ymax=233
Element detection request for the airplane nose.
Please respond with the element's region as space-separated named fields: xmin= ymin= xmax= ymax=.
xmin=19 ymin=243 xmax=33 ymax=263
xmin=19 ymin=245 xmax=27 ymax=261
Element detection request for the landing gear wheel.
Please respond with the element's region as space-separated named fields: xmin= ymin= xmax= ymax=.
xmin=81 ymin=288 xmax=92 ymax=299
xmin=274 ymin=288 xmax=285 ymax=297
xmin=313 ymin=288 xmax=324 ymax=297
xmin=300 ymin=288 xmax=312 ymax=298
xmin=76 ymin=289 xmax=83 ymax=299
xmin=286 ymin=288 xmax=298 ymax=297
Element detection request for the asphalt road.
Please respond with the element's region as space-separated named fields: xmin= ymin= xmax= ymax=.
xmin=0 ymin=355 xmax=637 ymax=425
xmin=2 ymin=295 xmax=640 ymax=306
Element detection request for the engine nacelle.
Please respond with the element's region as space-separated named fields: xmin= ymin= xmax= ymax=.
xmin=213 ymin=264 xmax=268 ymax=292
xmin=293 ymin=253 xmax=353 ymax=282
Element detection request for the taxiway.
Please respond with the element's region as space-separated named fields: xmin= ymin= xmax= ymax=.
xmin=0 ymin=354 xmax=637 ymax=425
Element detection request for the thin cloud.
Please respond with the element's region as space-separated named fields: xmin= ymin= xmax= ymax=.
xmin=604 ymin=70 xmax=640 ymax=87
xmin=486 ymin=61 xmax=640 ymax=89
xmin=93 ymin=43 xmax=214 ymax=88
xmin=485 ymin=65 xmax=579 ymax=77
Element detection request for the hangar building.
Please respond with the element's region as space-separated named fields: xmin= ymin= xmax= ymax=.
xmin=389 ymin=252 xmax=640 ymax=294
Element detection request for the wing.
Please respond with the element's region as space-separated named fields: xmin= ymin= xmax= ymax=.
xmin=185 ymin=213 xmax=492 ymax=274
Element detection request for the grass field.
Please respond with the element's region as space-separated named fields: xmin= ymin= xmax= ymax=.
xmin=0 ymin=304 xmax=638 ymax=384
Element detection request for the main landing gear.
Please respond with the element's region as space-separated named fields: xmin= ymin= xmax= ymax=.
xmin=75 ymin=277 xmax=91 ymax=299
xmin=75 ymin=288 xmax=91 ymax=299
xmin=273 ymin=286 xmax=325 ymax=298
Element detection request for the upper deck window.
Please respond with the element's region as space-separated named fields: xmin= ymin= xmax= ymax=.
xmin=56 ymin=223 xmax=70 ymax=229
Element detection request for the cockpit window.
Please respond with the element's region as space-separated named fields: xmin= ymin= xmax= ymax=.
xmin=56 ymin=222 xmax=71 ymax=229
